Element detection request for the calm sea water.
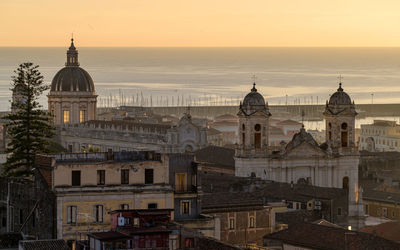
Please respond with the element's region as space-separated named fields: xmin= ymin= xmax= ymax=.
xmin=1 ymin=47 xmax=400 ymax=111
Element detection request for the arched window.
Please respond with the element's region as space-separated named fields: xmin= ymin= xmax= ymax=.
xmin=242 ymin=124 xmax=245 ymax=130
xmin=341 ymin=123 xmax=348 ymax=130
xmin=342 ymin=176 xmax=349 ymax=190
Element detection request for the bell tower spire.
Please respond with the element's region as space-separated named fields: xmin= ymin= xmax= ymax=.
xmin=66 ymin=37 xmax=79 ymax=67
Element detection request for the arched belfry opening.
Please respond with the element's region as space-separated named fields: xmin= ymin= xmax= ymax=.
xmin=254 ymin=124 xmax=261 ymax=149
xmin=341 ymin=122 xmax=348 ymax=147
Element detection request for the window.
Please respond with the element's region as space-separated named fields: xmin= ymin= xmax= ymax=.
xmin=145 ymin=169 xmax=154 ymax=184
xmin=365 ymin=204 xmax=369 ymax=215
xmin=133 ymin=217 xmax=139 ymax=227
xmin=97 ymin=170 xmax=105 ymax=185
xmin=185 ymin=238 xmax=194 ymax=248
xmin=120 ymin=204 xmax=129 ymax=210
xmin=67 ymin=206 xmax=77 ymax=224
xmin=254 ymin=133 xmax=261 ymax=149
xmin=94 ymin=205 xmax=103 ymax=223
xmin=341 ymin=123 xmax=348 ymax=130
xmin=392 ymin=210 xmax=395 ymax=218
xmin=181 ymin=201 xmax=190 ymax=215
xmin=229 ymin=218 xmax=235 ymax=230
xmin=63 ymin=110 xmax=70 ymax=123
xmin=337 ymin=207 xmax=342 ymax=216
xmin=242 ymin=124 xmax=245 ymax=130
xmin=72 ymin=171 xmax=81 ymax=186
xmin=377 ymin=208 xmax=381 ymax=216
xmin=254 ymin=124 xmax=261 ymax=131
xmin=121 ymin=169 xmax=129 ymax=184
xmin=68 ymin=145 xmax=73 ymax=152
xmin=147 ymin=203 xmax=158 ymax=209
xmin=249 ymin=217 xmax=255 ymax=228
xmin=79 ymin=110 xmax=86 ymax=123
xmin=383 ymin=207 xmax=388 ymax=218
xmin=176 ymin=173 xmax=187 ymax=192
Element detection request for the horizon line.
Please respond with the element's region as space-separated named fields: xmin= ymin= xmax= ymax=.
xmin=1 ymin=46 xmax=400 ymax=48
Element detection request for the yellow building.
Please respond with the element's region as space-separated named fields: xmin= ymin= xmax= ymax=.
xmin=36 ymin=152 xmax=174 ymax=240
xmin=363 ymin=188 xmax=400 ymax=220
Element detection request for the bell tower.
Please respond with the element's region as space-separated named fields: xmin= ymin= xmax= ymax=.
xmin=324 ymin=81 xmax=357 ymax=153
xmin=236 ymin=81 xmax=271 ymax=157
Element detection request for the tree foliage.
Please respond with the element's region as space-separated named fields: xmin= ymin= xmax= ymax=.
xmin=2 ymin=63 xmax=55 ymax=177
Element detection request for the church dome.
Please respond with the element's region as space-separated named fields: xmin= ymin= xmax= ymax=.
xmin=51 ymin=67 xmax=94 ymax=92
xmin=243 ymin=84 xmax=265 ymax=106
xmin=50 ymin=38 xmax=95 ymax=93
xmin=328 ymin=83 xmax=351 ymax=105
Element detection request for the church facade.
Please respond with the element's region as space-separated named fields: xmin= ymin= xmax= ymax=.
xmin=235 ymin=82 xmax=363 ymax=217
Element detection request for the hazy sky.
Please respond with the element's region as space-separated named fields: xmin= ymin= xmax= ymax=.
xmin=1 ymin=0 xmax=400 ymax=47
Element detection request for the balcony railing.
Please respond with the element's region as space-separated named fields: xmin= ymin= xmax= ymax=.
xmin=175 ymin=185 xmax=197 ymax=193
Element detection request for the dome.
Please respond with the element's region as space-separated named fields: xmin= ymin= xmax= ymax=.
xmin=243 ymin=84 xmax=265 ymax=106
xmin=50 ymin=38 xmax=95 ymax=93
xmin=328 ymin=83 xmax=351 ymax=105
xmin=51 ymin=67 xmax=94 ymax=92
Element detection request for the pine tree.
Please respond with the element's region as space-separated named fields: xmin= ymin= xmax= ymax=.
xmin=2 ymin=63 xmax=55 ymax=177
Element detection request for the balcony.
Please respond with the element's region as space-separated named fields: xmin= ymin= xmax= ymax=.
xmin=175 ymin=185 xmax=197 ymax=193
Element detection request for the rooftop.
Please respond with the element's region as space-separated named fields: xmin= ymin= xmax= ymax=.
xmin=264 ymin=222 xmax=400 ymax=250
xmin=19 ymin=239 xmax=69 ymax=250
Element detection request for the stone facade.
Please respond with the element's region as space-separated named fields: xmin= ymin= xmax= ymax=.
xmin=235 ymin=82 xmax=363 ymax=218
xmin=35 ymin=152 xmax=175 ymax=240
xmin=57 ymin=113 xmax=207 ymax=154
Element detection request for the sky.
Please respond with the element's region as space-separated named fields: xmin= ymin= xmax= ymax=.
xmin=1 ymin=0 xmax=400 ymax=47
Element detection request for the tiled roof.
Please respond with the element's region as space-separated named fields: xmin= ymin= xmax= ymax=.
xmin=195 ymin=146 xmax=235 ymax=168
xmin=19 ymin=239 xmax=69 ymax=250
xmin=201 ymin=173 xmax=347 ymax=207
xmin=363 ymin=188 xmax=400 ymax=204
xmin=359 ymin=221 xmax=400 ymax=242
xmin=264 ymin=223 xmax=400 ymax=250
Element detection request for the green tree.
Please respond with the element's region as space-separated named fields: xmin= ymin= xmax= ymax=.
xmin=2 ymin=63 xmax=55 ymax=177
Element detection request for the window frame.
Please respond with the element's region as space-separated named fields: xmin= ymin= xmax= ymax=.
xmin=94 ymin=205 xmax=104 ymax=223
xmin=71 ymin=170 xmax=81 ymax=186
xmin=145 ymin=169 xmax=154 ymax=184
xmin=229 ymin=218 xmax=235 ymax=230
xmin=121 ymin=169 xmax=130 ymax=185
xmin=67 ymin=205 xmax=77 ymax=224
xmin=97 ymin=170 xmax=105 ymax=185
xmin=180 ymin=200 xmax=191 ymax=215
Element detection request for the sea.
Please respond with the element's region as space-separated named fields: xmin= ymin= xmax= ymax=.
xmin=1 ymin=47 xmax=400 ymax=117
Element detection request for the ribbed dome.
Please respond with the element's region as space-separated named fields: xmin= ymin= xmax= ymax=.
xmin=51 ymin=67 xmax=94 ymax=92
xmin=243 ymin=84 xmax=265 ymax=106
xmin=328 ymin=83 xmax=351 ymax=105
